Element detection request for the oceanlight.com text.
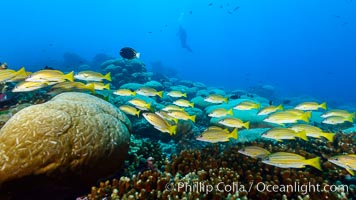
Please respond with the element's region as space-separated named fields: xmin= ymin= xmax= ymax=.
xmin=165 ymin=181 xmax=349 ymax=195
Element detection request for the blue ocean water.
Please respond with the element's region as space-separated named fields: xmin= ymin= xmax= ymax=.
xmin=1 ymin=0 xmax=355 ymax=107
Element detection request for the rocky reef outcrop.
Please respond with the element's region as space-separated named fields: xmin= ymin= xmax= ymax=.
xmin=101 ymin=58 xmax=151 ymax=88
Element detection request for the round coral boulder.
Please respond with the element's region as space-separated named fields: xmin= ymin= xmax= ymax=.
xmin=0 ymin=92 xmax=131 ymax=197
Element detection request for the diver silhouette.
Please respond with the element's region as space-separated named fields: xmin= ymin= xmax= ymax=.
xmin=177 ymin=25 xmax=193 ymax=53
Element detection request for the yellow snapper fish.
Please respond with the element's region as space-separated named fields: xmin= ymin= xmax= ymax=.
xmin=136 ymin=87 xmax=163 ymax=98
xmin=238 ymin=146 xmax=271 ymax=159
xmin=295 ymin=102 xmax=327 ymax=111
xmin=218 ymin=117 xmax=250 ymax=129
xmin=234 ymin=101 xmax=260 ymax=110
xmin=167 ymin=110 xmax=196 ymax=122
xmin=12 ymin=81 xmax=49 ymax=92
xmin=26 ymin=70 xmax=74 ymax=82
xmin=7 ymin=71 xmax=32 ymax=82
xmin=173 ymin=99 xmax=194 ymax=108
xmin=0 ymin=67 xmax=26 ymax=82
xmin=263 ymin=111 xmax=310 ymax=125
xmin=142 ymin=112 xmax=177 ymax=135
xmin=119 ymin=105 xmax=141 ymax=117
xmin=113 ymin=89 xmax=136 ymax=96
xmin=196 ymin=128 xmax=238 ymax=143
xmin=92 ymin=82 xmax=110 ymax=90
xmin=167 ymin=90 xmax=187 ymax=98
xmin=261 ymin=127 xmax=308 ymax=142
xmin=205 ymin=126 xmax=228 ymax=131
xmin=257 ymin=104 xmax=283 ymax=116
xmin=204 ymin=94 xmax=228 ymax=104
xmin=322 ymin=116 xmax=354 ymax=125
xmin=155 ymin=110 xmax=178 ymax=124
xmin=129 ymin=98 xmax=152 ymax=111
xmin=262 ymin=152 xmax=322 ymax=171
xmin=74 ymin=71 xmax=111 ymax=82
xmin=284 ymin=109 xmax=312 ymax=118
xmin=208 ymin=108 xmax=233 ymax=118
xmin=162 ymin=105 xmax=185 ymax=112
xmin=51 ymin=82 xmax=95 ymax=94
xmin=289 ymin=124 xmax=335 ymax=142
xmin=328 ymin=154 xmax=356 ymax=176
xmin=321 ymin=109 xmax=355 ymax=119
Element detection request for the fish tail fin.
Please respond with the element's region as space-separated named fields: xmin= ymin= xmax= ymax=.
xmin=136 ymin=110 xmax=141 ymax=117
xmin=104 ymin=83 xmax=110 ymax=90
xmin=15 ymin=67 xmax=26 ymax=76
xmin=229 ymin=128 xmax=238 ymax=140
xmin=227 ymin=109 xmax=233 ymax=116
xmin=256 ymin=103 xmax=261 ymax=109
xmin=297 ymin=130 xmax=308 ymax=141
xmin=301 ymin=112 xmax=310 ymax=123
xmin=304 ymin=157 xmax=322 ymax=171
xmin=345 ymin=115 xmax=354 ymax=123
xmin=321 ymin=132 xmax=335 ymax=142
xmin=64 ymin=71 xmax=74 ymax=82
xmin=190 ymin=102 xmax=195 ymax=108
xmin=244 ymin=121 xmax=250 ymax=129
xmin=183 ymin=93 xmax=187 ymax=98
xmin=147 ymin=103 xmax=152 ymax=110
xmin=277 ymin=104 xmax=284 ymax=110
xmin=148 ymin=103 xmax=155 ymax=112
xmin=307 ymin=111 xmax=312 ymax=119
xmin=224 ymin=97 xmax=229 ymax=103
xmin=86 ymin=83 xmax=95 ymax=94
xmin=169 ymin=125 xmax=177 ymax=135
xmin=157 ymin=91 xmax=163 ymax=98
xmin=351 ymin=112 xmax=355 ymax=119
xmin=132 ymin=91 xmax=137 ymax=96
xmin=320 ymin=102 xmax=327 ymax=110
xmin=104 ymin=72 xmax=112 ymax=81
xmin=190 ymin=115 xmax=196 ymax=123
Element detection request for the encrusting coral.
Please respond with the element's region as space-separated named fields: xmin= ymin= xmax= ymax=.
xmin=0 ymin=92 xmax=131 ymax=198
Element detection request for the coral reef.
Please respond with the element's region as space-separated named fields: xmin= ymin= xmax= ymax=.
xmin=149 ymin=60 xmax=178 ymax=78
xmin=82 ymin=132 xmax=356 ymax=200
xmin=101 ymin=58 xmax=151 ymax=88
xmin=0 ymin=103 xmax=32 ymax=126
xmin=62 ymin=52 xmax=88 ymax=70
xmin=91 ymin=53 xmax=115 ymax=68
xmin=0 ymin=92 xmax=131 ymax=199
xmin=123 ymin=135 xmax=167 ymax=177
xmin=248 ymin=84 xmax=276 ymax=100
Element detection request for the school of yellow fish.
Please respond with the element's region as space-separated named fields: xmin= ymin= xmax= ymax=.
xmin=1 ymin=67 xmax=355 ymax=175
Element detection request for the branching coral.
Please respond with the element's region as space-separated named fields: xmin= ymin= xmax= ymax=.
xmin=82 ymin=132 xmax=356 ymax=199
